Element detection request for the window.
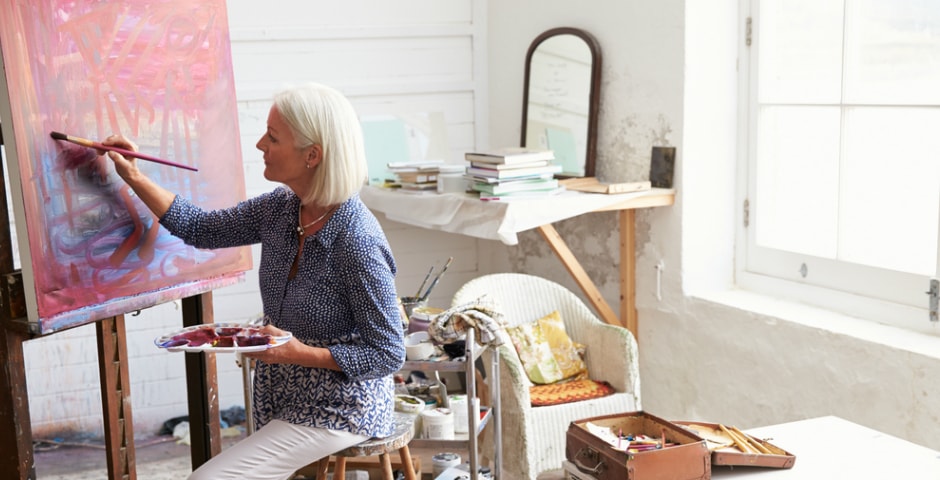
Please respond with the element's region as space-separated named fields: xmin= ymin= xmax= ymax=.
xmin=740 ymin=0 xmax=940 ymax=333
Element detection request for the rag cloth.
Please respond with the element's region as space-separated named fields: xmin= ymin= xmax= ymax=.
xmin=428 ymin=296 xmax=507 ymax=346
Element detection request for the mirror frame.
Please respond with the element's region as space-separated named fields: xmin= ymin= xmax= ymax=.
xmin=521 ymin=27 xmax=602 ymax=178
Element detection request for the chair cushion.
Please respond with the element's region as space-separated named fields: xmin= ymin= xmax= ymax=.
xmin=529 ymin=378 xmax=616 ymax=406
xmin=505 ymin=311 xmax=589 ymax=384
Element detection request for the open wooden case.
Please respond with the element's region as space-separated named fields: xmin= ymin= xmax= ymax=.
xmin=566 ymin=411 xmax=711 ymax=480
xmin=674 ymin=421 xmax=797 ymax=469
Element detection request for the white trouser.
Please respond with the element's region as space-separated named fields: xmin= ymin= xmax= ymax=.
xmin=187 ymin=419 xmax=369 ymax=480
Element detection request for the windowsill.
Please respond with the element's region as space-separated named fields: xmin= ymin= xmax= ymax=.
xmin=690 ymin=288 xmax=940 ymax=360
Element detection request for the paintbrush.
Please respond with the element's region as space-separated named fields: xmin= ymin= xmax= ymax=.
xmin=419 ymin=256 xmax=453 ymax=301
xmin=414 ymin=266 xmax=434 ymax=298
xmin=50 ymin=131 xmax=198 ymax=172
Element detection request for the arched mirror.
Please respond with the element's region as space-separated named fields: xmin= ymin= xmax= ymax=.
xmin=521 ymin=27 xmax=601 ymax=178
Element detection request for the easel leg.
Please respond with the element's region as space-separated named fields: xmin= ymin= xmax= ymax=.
xmin=182 ymin=293 xmax=222 ymax=470
xmin=0 ymin=324 xmax=35 ymax=480
xmin=97 ymin=315 xmax=137 ymax=480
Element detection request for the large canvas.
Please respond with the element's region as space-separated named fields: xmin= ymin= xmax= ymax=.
xmin=0 ymin=0 xmax=251 ymax=334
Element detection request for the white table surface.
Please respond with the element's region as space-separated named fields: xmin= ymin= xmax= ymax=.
xmin=360 ymin=185 xmax=671 ymax=245
xmin=714 ymin=416 xmax=940 ymax=479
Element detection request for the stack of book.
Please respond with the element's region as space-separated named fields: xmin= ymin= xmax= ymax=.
xmin=464 ymin=147 xmax=564 ymax=199
xmin=386 ymin=161 xmax=444 ymax=193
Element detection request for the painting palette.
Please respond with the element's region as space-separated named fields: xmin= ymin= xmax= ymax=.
xmin=155 ymin=323 xmax=291 ymax=353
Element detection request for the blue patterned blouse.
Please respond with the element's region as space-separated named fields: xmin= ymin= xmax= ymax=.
xmin=160 ymin=186 xmax=405 ymax=438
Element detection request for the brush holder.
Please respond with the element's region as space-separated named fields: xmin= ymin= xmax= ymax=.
xmin=399 ymin=296 xmax=427 ymax=320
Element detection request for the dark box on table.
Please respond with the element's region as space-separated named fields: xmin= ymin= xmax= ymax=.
xmin=566 ymin=411 xmax=711 ymax=480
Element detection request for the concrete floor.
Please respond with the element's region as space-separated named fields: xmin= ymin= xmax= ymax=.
xmin=34 ymin=435 xmax=566 ymax=479
xmin=33 ymin=433 xmax=241 ymax=480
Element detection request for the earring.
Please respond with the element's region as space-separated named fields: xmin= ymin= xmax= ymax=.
xmin=305 ymin=163 xmax=311 ymax=169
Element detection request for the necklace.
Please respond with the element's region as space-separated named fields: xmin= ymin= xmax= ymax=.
xmin=297 ymin=205 xmax=333 ymax=236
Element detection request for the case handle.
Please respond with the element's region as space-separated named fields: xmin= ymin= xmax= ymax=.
xmin=573 ymin=447 xmax=607 ymax=476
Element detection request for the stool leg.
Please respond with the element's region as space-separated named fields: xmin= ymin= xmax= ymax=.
xmin=315 ymin=457 xmax=330 ymax=480
xmin=398 ymin=445 xmax=418 ymax=480
xmin=379 ymin=452 xmax=394 ymax=480
xmin=334 ymin=457 xmax=347 ymax=480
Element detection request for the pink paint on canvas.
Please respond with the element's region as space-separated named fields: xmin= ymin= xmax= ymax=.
xmin=0 ymin=0 xmax=251 ymax=333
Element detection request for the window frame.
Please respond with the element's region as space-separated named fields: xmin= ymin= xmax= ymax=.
xmin=736 ymin=0 xmax=939 ymax=335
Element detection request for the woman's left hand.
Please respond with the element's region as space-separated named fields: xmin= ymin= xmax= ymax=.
xmin=243 ymin=325 xmax=340 ymax=370
xmin=243 ymin=325 xmax=298 ymax=364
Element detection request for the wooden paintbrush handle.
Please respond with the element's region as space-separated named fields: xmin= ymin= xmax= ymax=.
xmin=719 ymin=424 xmax=756 ymax=453
xmin=730 ymin=425 xmax=773 ymax=454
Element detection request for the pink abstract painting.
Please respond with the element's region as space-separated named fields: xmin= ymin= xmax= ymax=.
xmin=0 ymin=0 xmax=251 ymax=333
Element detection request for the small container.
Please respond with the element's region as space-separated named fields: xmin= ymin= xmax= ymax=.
xmin=421 ymin=396 xmax=438 ymax=411
xmin=404 ymin=331 xmax=435 ymax=360
xmin=399 ymin=296 xmax=427 ymax=321
xmin=449 ymin=394 xmax=469 ymax=433
xmin=431 ymin=452 xmax=462 ymax=477
xmin=394 ymin=395 xmax=425 ymax=415
xmin=408 ymin=306 xmax=444 ymax=335
xmin=421 ymin=407 xmax=454 ymax=440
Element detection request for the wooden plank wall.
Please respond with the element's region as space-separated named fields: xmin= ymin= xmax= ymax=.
xmin=17 ymin=0 xmax=490 ymax=438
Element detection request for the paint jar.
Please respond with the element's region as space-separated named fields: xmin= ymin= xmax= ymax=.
xmin=448 ymin=394 xmax=470 ymax=433
xmin=408 ymin=305 xmax=444 ymax=335
xmin=395 ymin=395 xmax=425 ymax=415
xmin=420 ymin=407 xmax=454 ymax=440
xmin=431 ymin=452 xmax=462 ymax=477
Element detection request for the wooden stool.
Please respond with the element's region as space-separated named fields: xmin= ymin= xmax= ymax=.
xmin=313 ymin=412 xmax=418 ymax=480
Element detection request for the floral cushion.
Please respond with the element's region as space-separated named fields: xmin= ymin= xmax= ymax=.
xmin=505 ymin=311 xmax=589 ymax=385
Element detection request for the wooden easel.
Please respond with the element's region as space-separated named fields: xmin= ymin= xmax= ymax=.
xmin=0 ymin=138 xmax=224 ymax=479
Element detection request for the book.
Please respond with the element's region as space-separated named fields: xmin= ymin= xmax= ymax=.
xmin=395 ymin=172 xmax=437 ymax=184
xmin=466 ymin=163 xmax=562 ymax=180
xmin=386 ymin=161 xmax=444 ymax=172
xmin=478 ymin=186 xmax=566 ymax=201
xmin=464 ymin=147 xmax=555 ymax=165
xmin=465 ymin=172 xmax=555 ymax=184
xmin=559 ymin=177 xmax=652 ymax=194
xmin=469 ymin=159 xmax=551 ymax=170
xmin=399 ymin=181 xmax=438 ymax=190
xmin=472 ymin=178 xmax=559 ymax=195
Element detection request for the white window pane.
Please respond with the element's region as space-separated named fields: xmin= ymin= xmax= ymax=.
xmin=844 ymin=0 xmax=940 ymax=105
xmin=840 ymin=107 xmax=940 ymax=274
xmin=755 ymin=106 xmax=841 ymax=257
xmin=758 ymin=0 xmax=844 ymax=104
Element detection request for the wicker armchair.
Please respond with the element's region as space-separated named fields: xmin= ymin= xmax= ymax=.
xmin=452 ymin=273 xmax=641 ymax=480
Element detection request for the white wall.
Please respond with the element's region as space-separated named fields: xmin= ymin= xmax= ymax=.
xmin=486 ymin=0 xmax=940 ymax=453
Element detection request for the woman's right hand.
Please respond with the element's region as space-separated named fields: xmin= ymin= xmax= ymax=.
xmin=97 ymin=134 xmax=177 ymax=219
xmin=100 ymin=134 xmax=141 ymax=182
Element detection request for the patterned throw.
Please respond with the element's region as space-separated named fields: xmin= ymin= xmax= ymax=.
xmin=529 ymin=378 xmax=615 ymax=407
xmin=428 ymin=295 xmax=507 ymax=346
